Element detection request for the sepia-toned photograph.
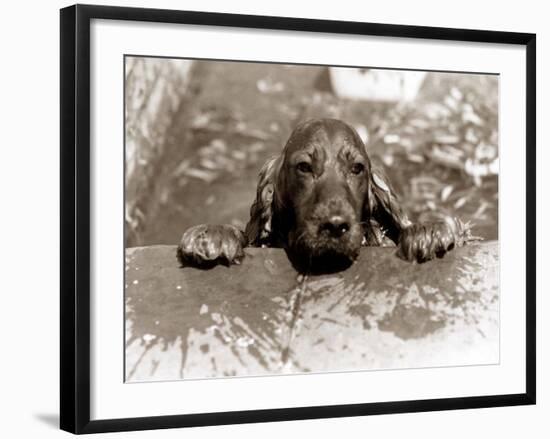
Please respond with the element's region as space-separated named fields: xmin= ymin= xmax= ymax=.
xmin=124 ymin=56 xmax=499 ymax=383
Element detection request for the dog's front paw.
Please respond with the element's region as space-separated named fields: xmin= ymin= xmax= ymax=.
xmin=397 ymin=220 xmax=457 ymax=263
xmin=177 ymin=224 xmax=246 ymax=267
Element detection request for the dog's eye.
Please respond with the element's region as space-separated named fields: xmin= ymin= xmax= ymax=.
xmin=350 ymin=163 xmax=365 ymax=175
xmin=297 ymin=162 xmax=313 ymax=173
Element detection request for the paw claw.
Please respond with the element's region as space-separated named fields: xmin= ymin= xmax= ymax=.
xmin=398 ymin=220 xmax=459 ymax=262
xmin=178 ymin=224 xmax=246 ymax=268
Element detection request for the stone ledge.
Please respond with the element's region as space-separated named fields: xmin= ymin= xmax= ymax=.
xmin=125 ymin=242 xmax=499 ymax=382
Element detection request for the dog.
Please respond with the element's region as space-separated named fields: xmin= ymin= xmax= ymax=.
xmin=177 ymin=118 xmax=463 ymax=272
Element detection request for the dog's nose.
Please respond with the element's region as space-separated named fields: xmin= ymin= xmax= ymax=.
xmin=320 ymin=215 xmax=350 ymax=238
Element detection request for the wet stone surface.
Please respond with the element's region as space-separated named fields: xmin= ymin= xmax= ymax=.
xmin=125 ymin=242 xmax=498 ymax=382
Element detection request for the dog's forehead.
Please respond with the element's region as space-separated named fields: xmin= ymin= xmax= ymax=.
xmin=285 ymin=119 xmax=363 ymax=155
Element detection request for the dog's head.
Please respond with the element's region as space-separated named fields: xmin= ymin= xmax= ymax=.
xmin=245 ymin=118 xmax=408 ymax=272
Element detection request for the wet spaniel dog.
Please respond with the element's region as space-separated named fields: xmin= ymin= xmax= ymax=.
xmin=177 ymin=118 xmax=464 ymax=273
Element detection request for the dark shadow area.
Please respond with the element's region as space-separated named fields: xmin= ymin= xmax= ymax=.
xmin=176 ymin=247 xmax=237 ymax=270
xmin=285 ymin=247 xmax=355 ymax=275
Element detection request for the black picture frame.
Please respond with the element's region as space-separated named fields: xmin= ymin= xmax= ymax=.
xmin=60 ymin=4 xmax=536 ymax=434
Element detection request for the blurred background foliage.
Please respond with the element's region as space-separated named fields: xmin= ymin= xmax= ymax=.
xmin=125 ymin=59 xmax=498 ymax=248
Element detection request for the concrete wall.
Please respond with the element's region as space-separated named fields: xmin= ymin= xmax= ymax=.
xmin=125 ymin=242 xmax=499 ymax=382
xmin=125 ymin=57 xmax=193 ymax=240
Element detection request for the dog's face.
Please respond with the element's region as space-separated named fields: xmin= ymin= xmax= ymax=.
xmin=191 ymin=117 xmax=458 ymax=272
xmin=273 ymin=119 xmax=372 ymax=268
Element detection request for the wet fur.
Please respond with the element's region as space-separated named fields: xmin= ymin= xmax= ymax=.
xmin=178 ymin=118 xmax=459 ymax=272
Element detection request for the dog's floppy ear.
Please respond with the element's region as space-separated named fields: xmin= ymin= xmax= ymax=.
xmin=365 ymin=163 xmax=411 ymax=245
xmin=244 ymin=154 xmax=281 ymax=246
